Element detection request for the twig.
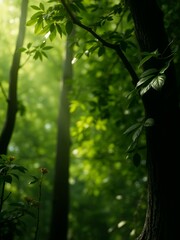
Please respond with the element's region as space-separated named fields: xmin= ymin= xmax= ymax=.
xmin=60 ymin=0 xmax=139 ymax=85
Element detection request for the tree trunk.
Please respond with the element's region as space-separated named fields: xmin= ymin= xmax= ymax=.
xmin=0 ymin=0 xmax=28 ymax=155
xmin=127 ymin=0 xmax=180 ymax=239
xmin=49 ymin=33 xmax=73 ymax=240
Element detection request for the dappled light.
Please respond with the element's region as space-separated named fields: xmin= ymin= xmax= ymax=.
xmin=0 ymin=0 xmax=180 ymax=240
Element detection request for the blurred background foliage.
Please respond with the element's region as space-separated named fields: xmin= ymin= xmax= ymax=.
xmin=0 ymin=0 xmax=179 ymax=239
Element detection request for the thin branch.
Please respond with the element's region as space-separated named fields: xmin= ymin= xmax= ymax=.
xmin=60 ymin=0 xmax=139 ymax=85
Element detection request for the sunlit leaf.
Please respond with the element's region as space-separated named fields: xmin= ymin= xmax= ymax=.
xmin=140 ymin=83 xmax=152 ymax=95
xmin=39 ymin=3 xmax=45 ymax=10
xmin=138 ymin=55 xmax=153 ymax=68
xmin=39 ymin=25 xmax=50 ymax=35
xmin=132 ymin=125 xmax=143 ymax=142
xmin=30 ymin=11 xmax=43 ymax=20
xmin=144 ymin=118 xmax=154 ymax=127
xmin=139 ymin=68 xmax=158 ymax=78
xmin=123 ymin=123 xmax=141 ymax=135
xmin=136 ymin=74 xmax=155 ymax=88
xmin=43 ymin=46 xmax=53 ymax=50
xmin=34 ymin=19 xmax=43 ymax=34
xmin=26 ymin=18 xmax=37 ymax=26
xmin=49 ymin=25 xmax=57 ymax=41
xmin=31 ymin=5 xmax=41 ymax=10
xmin=159 ymin=60 xmax=171 ymax=74
xmin=139 ymin=49 xmax=159 ymax=68
xmin=71 ymin=52 xmax=83 ymax=64
xmin=151 ymin=74 xmax=166 ymax=91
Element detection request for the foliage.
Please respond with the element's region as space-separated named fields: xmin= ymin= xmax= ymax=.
xmin=0 ymin=0 xmax=179 ymax=239
xmin=19 ymin=42 xmax=53 ymax=61
xmin=0 ymin=155 xmax=30 ymax=239
xmin=0 ymin=154 xmax=48 ymax=240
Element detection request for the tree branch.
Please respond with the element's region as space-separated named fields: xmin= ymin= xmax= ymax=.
xmin=60 ymin=0 xmax=139 ymax=85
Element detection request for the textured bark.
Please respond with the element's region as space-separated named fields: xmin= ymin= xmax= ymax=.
xmin=127 ymin=0 xmax=180 ymax=239
xmin=49 ymin=33 xmax=73 ymax=240
xmin=0 ymin=0 xmax=28 ymax=155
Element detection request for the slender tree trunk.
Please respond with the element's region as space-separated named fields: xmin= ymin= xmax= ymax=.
xmin=49 ymin=33 xmax=73 ymax=240
xmin=0 ymin=0 xmax=28 ymax=155
xmin=127 ymin=0 xmax=180 ymax=239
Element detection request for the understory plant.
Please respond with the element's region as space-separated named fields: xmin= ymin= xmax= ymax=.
xmin=0 ymin=154 xmax=48 ymax=240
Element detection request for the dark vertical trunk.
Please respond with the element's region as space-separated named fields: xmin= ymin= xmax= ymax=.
xmin=127 ymin=0 xmax=180 ymax=239
xmin=49 ymin=33 xmax=73 ymax=240
xmin=0 ymin=0 xmax=28 ymax=155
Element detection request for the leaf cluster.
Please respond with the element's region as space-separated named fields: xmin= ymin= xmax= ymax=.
xmin=20 ymin=42 xmax=53 ymax=61
xmin=26 ymin=2 xmax=74 ymax=40
xmin=136 ymin=51 xmax=173 ymax=95
xmin=0 ymin=155 xmax=48 ymax=239
xmin=0 ymin=155 xmax=27 ymax=185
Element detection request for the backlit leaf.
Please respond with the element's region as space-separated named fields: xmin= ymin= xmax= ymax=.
xmin=151 ymin=74 xmax=166 ymax=91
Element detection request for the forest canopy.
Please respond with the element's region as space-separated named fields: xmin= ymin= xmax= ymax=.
xmin=0 ymin=0 xmax=179 ymax=240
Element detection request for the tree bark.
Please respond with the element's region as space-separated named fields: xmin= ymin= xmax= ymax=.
xmin=0 ymin=0 xmax=28 ymax=155
xmin=49 ymin=33 xmax=73 ymax=240
xmin=127 ymin=0 xmax=180 ymax=239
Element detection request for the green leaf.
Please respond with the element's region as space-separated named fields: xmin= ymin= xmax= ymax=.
xmin=89 ymin=46 xmax=99 ymax=55
xmin=74 ymin=1 xmax=86 ymax=11
xmin=27 ymin=42 xmax=32 ymax=49
xmin=43 ymin=46 xmax=53 ymax=50
xmin=138 ymin=55 xmax=153 ymax=68
xmin=30 ymin=11 xmax=43 ymax=20
xmin=26 ymin=18 xmax=37 ymax=26
xmin=98 ymin=46 xmax=105 ymax=57
xmin=139 ymin=49 xmax=159 ymax=68
xmin=151 ymin=74 xmax=166 ymax=91
xmin=136 ymin=74 xmax=155 ymax=88
xmin=140 ymin=83 xmax=152 ymax=95
xmin=39 ymin=3 xmax=45 ymax=10
xmin=19 ymin=47 xmax=26 ymax=52
xmin=140 ymin=68 xmax=158 ymax=78
xmin=5 ymin=175 xmax=12 ymax=184
xmin=11 ymin=165 xmax=27 ymax=173
xmin=56 ymin=24 xmax=63 ymax=37
xmin=29 ymin=176 xmax=39 ymax=184
xmin=144 ymin=118 xmax=154 ymax=127
xmin=132 ymin=125 xmax=143 ymax=142
xmin=31 ymin=5 xmax=40 ymax=10
xmin=34 ymin=19 xmax=43 ymax=34
xmin=123 ymin=123 xmax=141 ymax=135
xmin=10 ymin=173 xmax=19 ymax=181
xmin=71 ymin=52 xmax=83 ymax=64
xmin=39 ymin=25 xmax=50 ymax=35
xmin=159 ymin=60 xmax=171 ymax=74
xmin=66 ymin=21 xmax=73 ymax=35
xmin=49 ymin=28 xmax=57 ymax=41
xmin=126 ymin=141 xmax=138 ymax=153
xmin=42 ymin=51 xmax=48 ymax=58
